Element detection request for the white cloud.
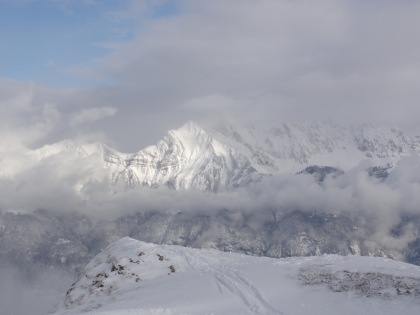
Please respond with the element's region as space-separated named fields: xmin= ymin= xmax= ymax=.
xmin=1 ymin=151 xmax=420 ymax=252
xmin=70 ymin=107 xmax=117 ymax=127
xmin=93 ymin=0 xmax=420 ymax=134
xmin=2 ymin=0 xmax=420 ymax=150
xmin=183 ymin=94 xmax=236 ymax=110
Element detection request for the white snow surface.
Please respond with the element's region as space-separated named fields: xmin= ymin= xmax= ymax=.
xmin=53 ymin=237 xmax=420 ymax=315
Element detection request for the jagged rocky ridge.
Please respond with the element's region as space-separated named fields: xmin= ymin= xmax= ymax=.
xmin=34 ymin=121 xmax=420 ymax=191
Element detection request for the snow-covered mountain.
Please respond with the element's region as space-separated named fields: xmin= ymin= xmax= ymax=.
xmin=33 ymin=121 xmax=420 ymax=191
xmin=36 ymin=121 xmax=259 ymax=191
xmin=53 ymin=237 xmax=420 ymax=315
xmin=4 ymin=121 xmax=420 ymax=315
xmin=210 ymin=121 xmax=420 ymax=174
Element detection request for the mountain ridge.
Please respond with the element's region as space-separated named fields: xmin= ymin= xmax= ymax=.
xmin=32 ymin=121 xmax=420 ymax=191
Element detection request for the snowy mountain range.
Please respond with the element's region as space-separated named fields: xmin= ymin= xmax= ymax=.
xmin=53 ymin=237 xmax=420 ymax=315
xmin=2 ymin=121 xmax=420 ymax=315
xmin=34 ymin=121 xmax=420 ymax=191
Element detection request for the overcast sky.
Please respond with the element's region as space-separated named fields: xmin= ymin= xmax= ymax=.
xmin=1 ymin=0 xmax=420 ymax=151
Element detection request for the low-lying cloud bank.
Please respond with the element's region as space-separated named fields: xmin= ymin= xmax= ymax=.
xmin=1 ymin=153 xmax=419 ymax=315
xmin=1 ymin=149 xmax=420 ymax=238
xmin=0 ymin=264 xmax=73 ymax=315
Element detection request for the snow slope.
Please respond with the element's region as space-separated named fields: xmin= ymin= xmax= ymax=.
xmin=53 ymin=237 xmax=420 ymax=315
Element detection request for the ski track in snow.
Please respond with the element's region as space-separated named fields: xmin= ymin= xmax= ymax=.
xmin=183 ymin=251 xmax=282 ymax=314
xmin=215 ymin=270 xmax=283 ymax=315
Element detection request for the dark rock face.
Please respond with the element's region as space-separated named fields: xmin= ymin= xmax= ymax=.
xmin=391 ymin=214 xmax=420 ymax=266
xmin=0 ymin=210 xmax=90 ymax=274
xmin=367 ymin=164 xmax=392 ymax=180
xmin=299 ymin=266 xmax=420 ymax=298
xmin=297 ymin=165 xmax=344 ymax=182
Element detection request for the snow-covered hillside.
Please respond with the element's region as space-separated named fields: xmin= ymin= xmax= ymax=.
xmin=53 ymin=237 xmax=420 ymax=315
xmin=32 ymin=121 xmax=420 ymax=191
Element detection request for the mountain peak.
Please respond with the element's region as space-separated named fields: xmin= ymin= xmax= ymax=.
xmin=166 ymin=120 xmax=211 ymax=152
xmin=175 ymin=120 xmax=205 ymax=135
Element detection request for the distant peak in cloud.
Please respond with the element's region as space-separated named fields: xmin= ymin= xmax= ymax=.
xmin=174 ymin=120 xmax=206 ymax=135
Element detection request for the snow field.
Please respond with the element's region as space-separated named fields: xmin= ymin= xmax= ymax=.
xmin=54 ymin=237 xmax=420 ymax=315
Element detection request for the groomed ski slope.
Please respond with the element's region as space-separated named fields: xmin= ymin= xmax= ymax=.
xmin=54 ymin=237 xmax=420 ymax=315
